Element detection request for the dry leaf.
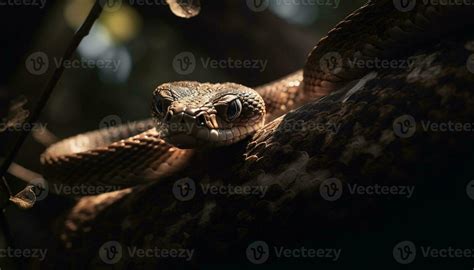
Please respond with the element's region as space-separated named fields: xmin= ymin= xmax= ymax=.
xmin=166 ymin=0 xmax=201 ymax=18
xmin=9 ymin=185 xmax=36 ymax=209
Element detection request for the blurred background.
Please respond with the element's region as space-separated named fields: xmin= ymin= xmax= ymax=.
xmin=0 ymin=0 xmax=367 ymax=268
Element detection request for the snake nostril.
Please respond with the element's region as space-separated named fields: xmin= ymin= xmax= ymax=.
xmin=197 ymin=115 xmax=206 ymax=127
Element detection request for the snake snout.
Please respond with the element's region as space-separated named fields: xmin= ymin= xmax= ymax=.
xmin=164 ymin=111 xmax=197 ymax=134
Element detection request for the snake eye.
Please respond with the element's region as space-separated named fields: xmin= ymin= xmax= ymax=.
xmin=154 ymin=96 xmax=171 ymax=115
xmin=226 ymin=98 xmax=242 ymax=121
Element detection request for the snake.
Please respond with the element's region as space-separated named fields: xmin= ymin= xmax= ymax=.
xmin=40 ymin=0 xmax=474 ymax=191
xmin=39 ymin=1 xmax=474 ymax=267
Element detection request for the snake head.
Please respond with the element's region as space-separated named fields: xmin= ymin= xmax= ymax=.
xmin=152 ymin=81 xmax=265 ymax=149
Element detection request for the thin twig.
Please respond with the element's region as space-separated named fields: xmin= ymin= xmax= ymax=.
xmin=8 ymin=162 xmax=43 ymax=183
xmin=0 ymin=1 xmax=104 ymax=263
xmin=0 ymin=1 xmax=104 ymax=196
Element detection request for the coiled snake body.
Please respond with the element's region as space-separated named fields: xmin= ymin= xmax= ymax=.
xmin=40 ymin=0 xmax=473 ymax=190
xmin=39 ymin=0 xmax=474 ymax=267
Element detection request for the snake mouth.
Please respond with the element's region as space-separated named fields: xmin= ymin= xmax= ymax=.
xmin=156 ymin=110 xmax=238 ymax=148
xmin=159 ymin=118 xmax=263 ymax=149
xmin=163 ymin=127 xmax=259 ymax=149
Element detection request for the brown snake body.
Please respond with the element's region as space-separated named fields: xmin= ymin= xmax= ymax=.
xmin=41 ymin=1 xmax=473 ymax=190
xmin=41 ymin=0 xmax=474 ymax=268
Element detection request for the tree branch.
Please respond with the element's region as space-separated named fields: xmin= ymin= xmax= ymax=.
xmin=0 ymin=1 xmax=104 ymax=198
